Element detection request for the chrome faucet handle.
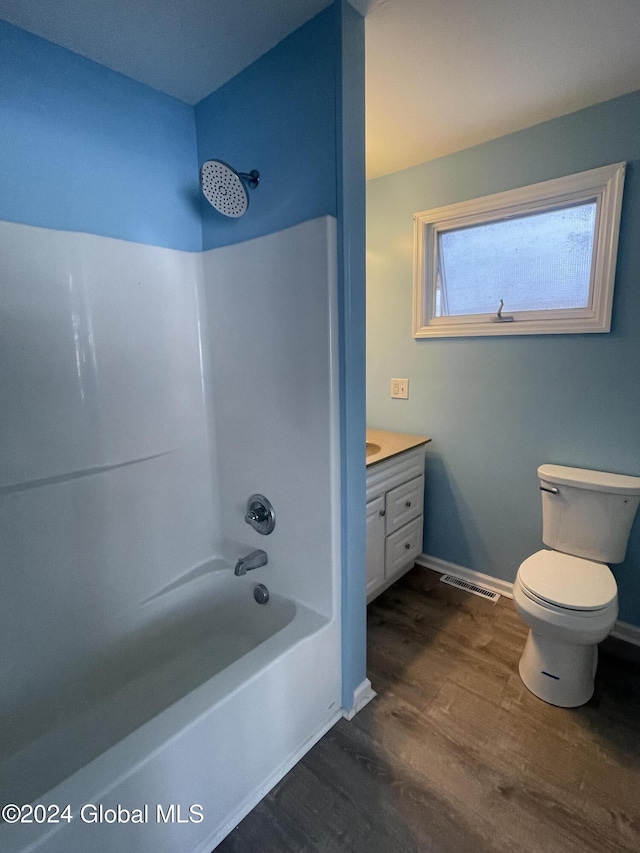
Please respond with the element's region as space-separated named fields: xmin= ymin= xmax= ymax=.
xmin=234 ymin=549 xmax=268 ymax=576
xmin=244 ymin=494 xmax=276 ymax=535
xmin=245 ymin=507 xmax=267 ymax=524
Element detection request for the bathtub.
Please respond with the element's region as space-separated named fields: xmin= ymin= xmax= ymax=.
xmin=0 ymin=565 xmax=342 ymax=852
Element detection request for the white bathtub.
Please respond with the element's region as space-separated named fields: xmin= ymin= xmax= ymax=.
xmin=0 ymin=567 xmax=342 ymax=852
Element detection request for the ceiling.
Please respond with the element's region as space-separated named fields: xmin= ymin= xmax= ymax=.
xmin=366 ymin=0 xmax=640 ymax=178
xmin=2 ymin=0 xmax=640 ymax=179
xmin=0 ymin=0 xmax=333 ymax=103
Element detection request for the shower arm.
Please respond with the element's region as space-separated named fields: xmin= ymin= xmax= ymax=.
xmin=238 ymin=170 xmax=260 ymax=189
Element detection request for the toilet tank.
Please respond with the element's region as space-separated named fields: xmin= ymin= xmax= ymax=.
xmin=539 ymin=464 xmax=640 ymax=564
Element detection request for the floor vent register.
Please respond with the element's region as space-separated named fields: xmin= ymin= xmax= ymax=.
xmin=439 ymin=574 xmax=501 ymax=602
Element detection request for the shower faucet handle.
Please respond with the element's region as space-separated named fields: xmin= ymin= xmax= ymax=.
xmin=246 ymin=506 xmax=269 ymax=524
xmin=244 ymin=494 xmax=276 ymax=535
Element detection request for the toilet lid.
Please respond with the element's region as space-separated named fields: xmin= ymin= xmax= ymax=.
xmin=518 ymin=550 xmax=617 ymax=611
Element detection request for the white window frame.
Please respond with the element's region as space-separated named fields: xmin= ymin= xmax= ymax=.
xmin=413 ymin=162 xmax=626 ymax=338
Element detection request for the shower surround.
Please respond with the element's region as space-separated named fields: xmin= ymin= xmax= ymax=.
xmin=0 ymin=216 xmax=341 ymax=853
xmin=0 ymin=5 xmax=363 ymax=850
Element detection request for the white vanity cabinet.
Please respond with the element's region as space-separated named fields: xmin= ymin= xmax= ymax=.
xmin=366 ymin=495 xmax=386 ymax=596
xmin=366 ymin=444 xmax=426 ymax=602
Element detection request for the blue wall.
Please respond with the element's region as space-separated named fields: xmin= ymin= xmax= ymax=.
xmin=194 ymin=6 xmax=338 ymax=251
xmin=335 ymin=1 xmax=367 ymax=711
xmin=0 ymin=8 xmax=342 ymax=255
xmin=0 ymin=19 xmax=201 ymax=251
xmin=367 ymin=90 xmax=640 ymax=626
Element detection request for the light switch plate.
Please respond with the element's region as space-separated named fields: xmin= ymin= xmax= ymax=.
xmin=391 ymin=378 xmax=408 ymax=399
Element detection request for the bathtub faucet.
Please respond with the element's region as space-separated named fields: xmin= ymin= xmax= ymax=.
xmin=234 ymin=549 xmax=268 ymax=576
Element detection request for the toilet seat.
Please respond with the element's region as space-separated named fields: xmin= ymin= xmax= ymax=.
xmin=518 ymin=549 xmax=617 ymax=612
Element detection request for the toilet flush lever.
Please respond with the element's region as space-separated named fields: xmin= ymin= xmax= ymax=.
xmin=540 ymin=486 xmax=559 ymax=495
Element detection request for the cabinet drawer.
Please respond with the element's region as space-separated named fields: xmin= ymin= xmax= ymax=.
xmin=385 ymin=475 xmax=424 ymax=535
xmin=366 ymin=445 xmax=426 ymax=501
xmin=385 ymin=516 xmax=422 ymax=579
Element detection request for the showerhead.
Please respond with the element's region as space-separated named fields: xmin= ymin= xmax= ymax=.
xmin=199 ymin=160 xmax=260 ymax=218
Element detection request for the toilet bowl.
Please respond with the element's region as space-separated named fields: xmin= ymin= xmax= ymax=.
xmin=514 ymin=550 xmax=618 ymax=706
xmin=514 ymin=464 xmax=640 ymax=708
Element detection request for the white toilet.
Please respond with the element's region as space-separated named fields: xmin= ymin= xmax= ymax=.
xmin=514 ymin=463 xmax=640 ymax=707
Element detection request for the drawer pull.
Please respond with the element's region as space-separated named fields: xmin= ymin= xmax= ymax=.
xmin=405 ymin=543 xmax=411 ymax=550
xmin=405 ymin=500 xmax=412 ymax=507
xmin=380 ymin=509 xmax=386 ymax=517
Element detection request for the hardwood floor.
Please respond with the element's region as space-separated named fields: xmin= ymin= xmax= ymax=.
xmin=217 ymin=567 xmax=640 ymax=852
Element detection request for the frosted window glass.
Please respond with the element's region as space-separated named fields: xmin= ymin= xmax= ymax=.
xmin=436 ymin=203 xmax=597 ymax=316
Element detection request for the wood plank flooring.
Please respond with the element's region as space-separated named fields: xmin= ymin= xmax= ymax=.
xmin=217 ymin=567 xmax=640 ymax=852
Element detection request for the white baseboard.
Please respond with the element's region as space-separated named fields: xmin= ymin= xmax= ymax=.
xmin=610 ymin=620 xmax=640 ymax=647
xmin=416 ymin=552 xmax=640 ymax=648
xmin=343 ymin=677 xmax=376 ymax=721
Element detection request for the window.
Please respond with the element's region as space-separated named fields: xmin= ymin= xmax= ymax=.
xmin=413 ymin=163 xmax=625 ymax=338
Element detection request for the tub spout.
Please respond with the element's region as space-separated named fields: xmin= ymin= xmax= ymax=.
xmin=234 ymin=549 xmax=268 ymax=576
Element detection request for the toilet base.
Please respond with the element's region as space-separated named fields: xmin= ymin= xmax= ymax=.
xmin=518 ymin=630 xmax=597 ymax=707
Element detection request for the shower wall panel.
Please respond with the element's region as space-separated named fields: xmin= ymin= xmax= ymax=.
xmin=201 ymin=216 xmax=340 ymax=618
xmin=0 ymin=220 xmax=218 ymax=723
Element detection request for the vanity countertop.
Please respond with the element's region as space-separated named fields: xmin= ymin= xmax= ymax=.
xmin=366 ymin=428 xmax=431 ymax=467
